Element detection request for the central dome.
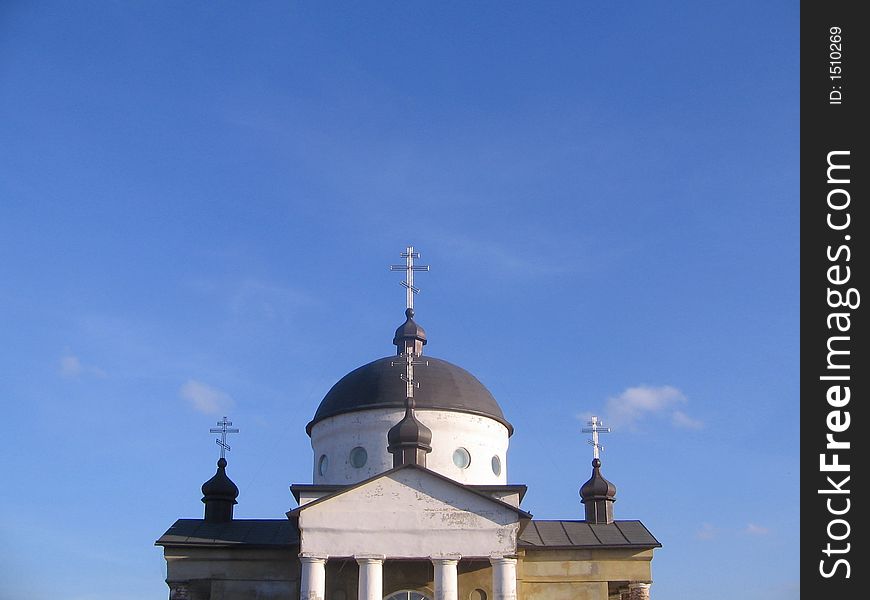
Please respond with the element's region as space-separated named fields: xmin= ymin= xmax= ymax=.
xmin=306 ymin=356 xmax=512 ymax=435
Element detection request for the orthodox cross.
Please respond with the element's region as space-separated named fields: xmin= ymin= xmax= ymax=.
xmin=209 ymin=416 xmax=239 ymax=459
xmin=582 ymin=415 xmax=611 ymax=460
xmin=392 ymin=351 xmax=429 ymax=400
xmin=390 ymin=245 xmax=430 ymax=311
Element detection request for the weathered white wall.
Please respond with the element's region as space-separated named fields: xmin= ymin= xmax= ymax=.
xmin=310 ymin=409 xmax=509 ymax=485
xmin=298 ymin=468 xmax=521 ymax=558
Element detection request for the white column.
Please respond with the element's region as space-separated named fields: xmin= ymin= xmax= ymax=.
xmin=431 ymin=556 xmax=460 ymax=600
xmin=629 ymin=582 xmax=651 ymax=600
xmin=356 ymin=555 xmax=385 ymax=600
xmin=490 ymin=556 xmax=517 ymax=600
xmin=300 ymin=554 xmax=328 ymax=600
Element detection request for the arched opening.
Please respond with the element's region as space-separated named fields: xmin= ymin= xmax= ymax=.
xmin=384 ymin=591 xmax=432 ymax=600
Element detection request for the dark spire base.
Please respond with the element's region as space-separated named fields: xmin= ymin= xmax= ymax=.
xmin=388 ymin=444 xmax=432 ymax=468
xmin=582 ymin=498 xmax=615 ymax=525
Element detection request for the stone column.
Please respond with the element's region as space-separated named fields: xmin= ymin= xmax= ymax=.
xmin=300 ymin=554 xmax=328 ymax=600
xmin=356 ymin=555 xmax=385 ymax=600
xmin=629 ymin=582 xmax=651 ymax=600
xmin=432 ymin=556 xmax=460 ymax=600
xmin=168 ymin=583 xmax=189 ymax=600
xmin=490 ymin=556 xmax=517 ymax=600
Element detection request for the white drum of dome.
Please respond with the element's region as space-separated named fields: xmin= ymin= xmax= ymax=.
xmin=310 ymin=408 xmax=509 ymax=485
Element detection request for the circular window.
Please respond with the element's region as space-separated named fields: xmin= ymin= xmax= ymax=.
xmin=318 ymin=454 xmax=329 ymax=476
xmin=452 ymin=448 xmax=471 ymax=469
xmin=491 ymin=455 xmax=502 ymax=476
xmin=350 ymin=446 xmax=368 ymax=468
xmin=470 ymin=590 xmax=487 ymax=600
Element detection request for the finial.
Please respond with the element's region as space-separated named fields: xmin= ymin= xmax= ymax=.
xmin=582 ymin=416 xmax=610 ymax=460
xmin=390 ymin=245 xmax=430 ymax=311
xmin=202 ymin=418 xmax=240 ymax=523
xmin=580 ymin=418 xmax=617 ymax=524
xmin=210 ymin=416 xmax=239 ymax=459
xmin=388 ymin=351 xmax=432 ymax=467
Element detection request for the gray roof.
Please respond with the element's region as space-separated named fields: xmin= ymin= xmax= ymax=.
xmin=307 ymin=356 xmax=512 ymax=435
xmin=518 ymin=520 xmax=661 ymax=549
xmin=155 ymin=519 xmax=299 ymax=548
xmin=157 ymin=518 xmax=658 ymax=550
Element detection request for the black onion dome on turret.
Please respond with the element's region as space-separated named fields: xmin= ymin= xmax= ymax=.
xmin=580 ymin=458 xmax=617 ymax=499
xmin=201 ymin=457 xmax=239 ymax=523
xmin=580 ymin=458 xmax=617 ymax=524
xmin=393 ymin=307 xmax=427 ymax=351
xmin=202 ymin=458 xmax=240 ymax=500
xmin=388 ymin=399 xmax=433 ymax=448
xmin=307 ymin=356 xmax=512 ymax=435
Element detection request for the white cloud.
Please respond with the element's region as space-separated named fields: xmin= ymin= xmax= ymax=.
xmin=180 ymin=379 xmax=234 ymax=415
xmin=672 ymin=409 xmax=705 ymax=430
xmin=59 ymin=354 xmax=107 ymax=378
xmin=602 ymin=385 xmax=701 ymax=430
xmin=745 ymin=523 xmax=770 ymax=536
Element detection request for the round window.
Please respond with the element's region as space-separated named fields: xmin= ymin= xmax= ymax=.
xmin=452 ymin=448 xmax=471 ymax=469
xmin=350 ymin=446 xmax=368 ymax=468
xmin=491 ymin=455 xmax=502 ymax=476
xmin=318 ymin=454 xmax=329 ymax=476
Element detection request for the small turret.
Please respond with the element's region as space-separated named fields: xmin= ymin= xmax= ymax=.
xmin=393 ymin=308 xmax=427 ymax=356
xmin=201 ymin=457 xmax=239 ymax=523
xmin=580 ymin=458 xmax=617 ymax=524
xmin=387 ymin=396 xmax=433 ymax=467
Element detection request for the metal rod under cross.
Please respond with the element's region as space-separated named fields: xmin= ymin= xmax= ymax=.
xmin=582 ymin=415 xmax=611 ymax=460
xmin=209 ymin=416 xmax=240 ymax=459
xmin=389 ymin=245 xmax=430 ymax=311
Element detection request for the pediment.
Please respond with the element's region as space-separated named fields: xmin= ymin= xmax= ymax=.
xmin=292 ymin=465 xmax=529 ymax=559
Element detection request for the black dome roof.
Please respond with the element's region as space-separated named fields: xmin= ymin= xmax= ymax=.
xmin=307 ymin=356 xmax=512 ymax=435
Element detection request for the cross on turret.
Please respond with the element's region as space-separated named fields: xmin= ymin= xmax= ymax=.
xmin=390 ymin=245 xmax=430 ymax=311
xmin=209 ymin=416 xmax=239 ymax=459
xmin=582 ymin=416 xmax=611 ymax=460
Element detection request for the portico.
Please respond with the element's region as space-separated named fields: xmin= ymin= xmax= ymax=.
xmin=290 ymin=463 xmax=529 ymax=600
xmin=298 ymin=554 xmax=518 ymax=600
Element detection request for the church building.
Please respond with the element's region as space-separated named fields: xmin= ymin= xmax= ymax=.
xmin=156 ymin=247 xmax=660 ymax=600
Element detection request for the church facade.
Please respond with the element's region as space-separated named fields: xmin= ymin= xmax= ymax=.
xmin=156 ymin=248 xmax=660 ymax=600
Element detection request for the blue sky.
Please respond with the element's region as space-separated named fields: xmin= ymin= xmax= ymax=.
xmin=0 ymin=2 xmax=798 ymax=599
